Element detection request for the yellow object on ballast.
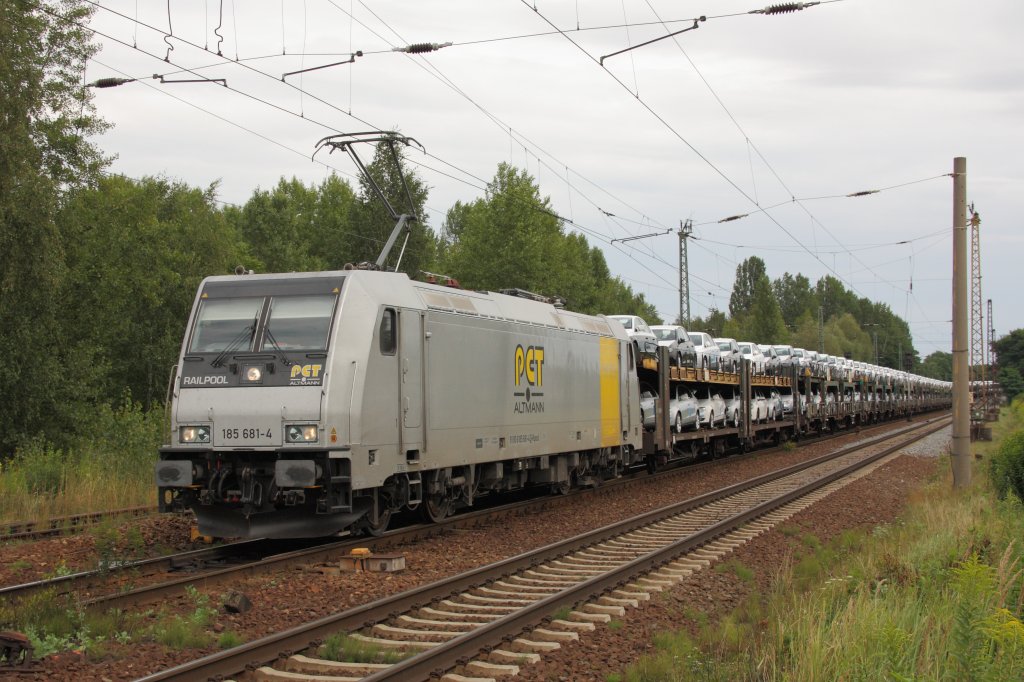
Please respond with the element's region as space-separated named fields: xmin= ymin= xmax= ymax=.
xmin=190 ymin=525 xmax=214 ymax=544
xmin=350 ymin=547 xmax=372 ymax=557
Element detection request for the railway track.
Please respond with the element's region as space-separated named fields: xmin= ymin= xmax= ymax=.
xmin=135 ymin=415 xmax=949 ymax=682
xmin=1 ymin=505 xmax=157 ymax=542
xmin=0 ymin=413 xmax=944 ymax=615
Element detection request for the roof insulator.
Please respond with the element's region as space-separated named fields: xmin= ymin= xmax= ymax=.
xmin=846 ymin=190 xmax=879 ymax=197
xmin=718 ymin=213 xmax=749 ymax=223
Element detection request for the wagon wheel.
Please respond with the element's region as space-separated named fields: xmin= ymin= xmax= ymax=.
xmin=552 ymin=479 xmax=571 ymax=495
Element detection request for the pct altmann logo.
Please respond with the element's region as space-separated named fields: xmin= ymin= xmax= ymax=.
xmin=290 ymin=363 xmax=323 ymax=386
xmin=513 ymin=344 xmax=545 ymax=414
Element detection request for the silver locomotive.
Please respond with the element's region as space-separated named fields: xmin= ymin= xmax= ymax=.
xmin=156 ymin=269 xmax=646 ymax=538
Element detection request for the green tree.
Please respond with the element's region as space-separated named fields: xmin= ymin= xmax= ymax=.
xmin=998 ymin=366 xmax=1024 ymax=401
xmin=815 ymin=275 xmax=858 ymax=321
xmin=734 ymin=275 xmax=786 ymax=343
xmin=0 ymin=0 xmax=108 ymax=451
xmin=348 ymin=139 xmax=435 ymax=276
xmin=691 ymin=309 xmax=728 ymax=338
xmin=309 ymin=174 xmax=361 ymax=268
xmin=920 ymin=351 xmax=953 ymax=381
xmin=59 ymin=175 xmax=249 ymax=409
xmin=826 ymin=313 xmax=873 ymax=360
xmin=772 ymin=272 xmax=814 ymax=327
xmin=994 ymin=330 xmax=1024 ymax=374
xmin=441 ymin=163 xmax=656 ymax=319
xmin=728 ymin=256 xmax=768 ymax=319
xmin=228 ymin=177 xmax=323 ymax=273
xmin=444 ymin=163 xmax=562 ymax=293
xmin=227 ymin=174 xmax=375 ymax=274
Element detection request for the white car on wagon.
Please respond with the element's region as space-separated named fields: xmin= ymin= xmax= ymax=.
xmin=607 ymin=315 xmax=658 ymax=355
xmin=688 ymin=331 xmax=722 ymax=371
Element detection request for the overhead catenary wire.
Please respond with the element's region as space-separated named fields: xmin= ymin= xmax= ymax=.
xmin=81 ymin=0 xmax=946 ymax=336
xmin=519 ymin=0 xmax=874 ymax=304
xmin=83 ymin=35 xmax=674 ymax=305
xmin=321 ymin=0 xmax=670 ymax=244
xmin=635 ymin=0 xmax=927 ymax=302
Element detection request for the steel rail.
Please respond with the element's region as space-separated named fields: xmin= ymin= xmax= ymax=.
xmin=364 ymin=417 xmax=950 ymax=681
xmin=2 ymin=505 xmax=157 ymax=542
xmin=2 ymin=411 xmax=945 ymax=609
xmin=0 ymin=537 xmax=276 ymax=602
xmin=135 ymin=415 xmax=949 ymax=682
xmin=76 ymin=412 xmax=946 ymax=611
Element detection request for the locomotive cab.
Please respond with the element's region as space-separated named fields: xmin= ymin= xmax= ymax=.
xmin=156 ymin=273 xmax=354 ymax=538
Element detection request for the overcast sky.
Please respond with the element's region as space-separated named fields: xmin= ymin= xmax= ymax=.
xmin=84 ymin=0 xmax=1023 ymax=359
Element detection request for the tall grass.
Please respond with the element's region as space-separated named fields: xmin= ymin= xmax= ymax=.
xmin=621 ymin=399 xmax=1024 ymax=682
xmin=0 ymin=399 xmax=162 ymax=523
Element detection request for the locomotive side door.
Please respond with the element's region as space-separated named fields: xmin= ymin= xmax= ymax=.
xmin=621 ymin=340 xmax=637 ymax=433
xmin=398 ymin=308 xmax=425 ymax=454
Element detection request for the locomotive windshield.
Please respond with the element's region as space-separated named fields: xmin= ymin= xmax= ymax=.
xmin=262 ymin=295 xmax=336 ymax=351
xmin=187 ymin=276 xmax=344 ymax=355
xmin=189 ymin=297 xmax=262 ymax=353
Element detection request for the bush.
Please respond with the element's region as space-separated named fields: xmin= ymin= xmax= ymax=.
xmin=11 ymin=438 xmax=67 ymax=495
xmin=0 ymin=397 xmax=162 ymax=522
xmin=988 ymin=430 xmax=1024 ymax=501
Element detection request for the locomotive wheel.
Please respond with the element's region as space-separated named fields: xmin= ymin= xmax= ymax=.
xmin=422 ymin=493 xmax=452 ymax=523
xmin=362 ymin=507 xmax=392 ymax=537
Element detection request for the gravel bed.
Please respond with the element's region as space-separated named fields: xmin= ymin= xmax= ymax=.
xmin=896 ymin=423 xmax=951 ymax=458
xmin=0 ymin=514 xmax=196 ymax=588
xmin=518 ymin=448 xmax=945 ymax=680
xmin=3 ymin=417 xmax=945 ymax=681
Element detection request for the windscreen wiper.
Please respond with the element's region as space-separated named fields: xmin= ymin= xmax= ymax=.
xmin=262 ymin=327 xmax=293 ymax=367
xmin=211 ymin=319 xmax=256 ymax=368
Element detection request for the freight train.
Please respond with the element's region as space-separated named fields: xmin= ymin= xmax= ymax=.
xmin=155 ymin=269 xmax=952 ymax=539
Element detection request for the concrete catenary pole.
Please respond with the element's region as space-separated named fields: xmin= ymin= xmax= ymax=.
xmin=951 ymin=157 xmax=971 ymax=487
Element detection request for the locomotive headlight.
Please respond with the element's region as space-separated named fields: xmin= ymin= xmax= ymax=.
xmin=243 ymin=365 xmax=263 ymax=383
xmin=286 ymin=424 xmax=319 ymax=443
xmin=180 ymin=425 xmax=210 ymax=444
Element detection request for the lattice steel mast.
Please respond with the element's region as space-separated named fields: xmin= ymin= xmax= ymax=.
xmin=968 ymin=206 xmax=985 ymax=418
xmin=679 ymin=219 xmax=693 ymax=327
xmin=988 ymin=298 xmax=998 ymax=413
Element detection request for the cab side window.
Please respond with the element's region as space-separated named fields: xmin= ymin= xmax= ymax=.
xmin=380 ymin=308 xmax=396 ymax=355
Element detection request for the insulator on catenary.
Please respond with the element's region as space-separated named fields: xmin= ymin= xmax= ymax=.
xmin=393 ymin=42 xmax=453 ymax=54
xmin=87 ymin=77 xmax=135 ymax=88
xmin=751 ymin=1 xmax=820 ymax=15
